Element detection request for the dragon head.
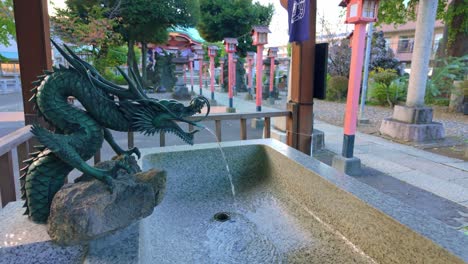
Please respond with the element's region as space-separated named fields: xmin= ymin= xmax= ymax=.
xmin=50 ymin=39 xmax=210 ymax=145
xmin=129 ymin=96 xmax=210 ymax=145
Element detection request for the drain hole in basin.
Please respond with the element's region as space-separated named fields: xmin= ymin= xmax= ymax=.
xmin=213 ymin=212 xmax=230 ymax=222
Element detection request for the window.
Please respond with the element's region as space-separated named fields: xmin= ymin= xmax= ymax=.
xmin=362 ymin=0 xmax=376 ymax=18
xmin=384 ymin=38 xmax=391 ymax=51
xmin=397 ymin=36 xmax=414 ymax=53
xmin=432 ymin=33 xmax=443 ymax=54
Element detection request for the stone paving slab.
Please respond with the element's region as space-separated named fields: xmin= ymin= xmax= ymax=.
xmin=357 ymin=153 xmax=414 ymax=174
xmin=448 ymin=178 xmax=468 ymax=189
xmin=389 ymin=170 xmax=468 ymax=204
xmin=446 ymin=162 xmax=468 ymax=171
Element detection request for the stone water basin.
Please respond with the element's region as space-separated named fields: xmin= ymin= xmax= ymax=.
xmin=140 ymin=139 xmax=468 ymax=264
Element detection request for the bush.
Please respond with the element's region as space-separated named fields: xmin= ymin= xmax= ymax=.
xmin=103 ymin=68 xmax=128 ymax=85
xmin=326 ymin=76 xmax=348 ymax=101
xmin=368 ymin=69 xmax=404 ymax=106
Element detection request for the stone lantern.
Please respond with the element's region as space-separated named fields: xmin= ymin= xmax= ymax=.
xmin=267 ymin=47 xmax=279 ymax=104
xmin=223 ymin=38 xmax=238 ymax=112
xmin=219 ymin=57 xmax=225 ymax=87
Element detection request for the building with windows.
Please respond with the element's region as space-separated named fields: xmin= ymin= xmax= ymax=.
xmin=377 ymin=20 xmax=445 ymax=69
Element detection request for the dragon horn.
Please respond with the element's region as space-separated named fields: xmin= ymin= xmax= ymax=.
xmin=50 ymin=39 xmax=86 ymax=74
xmin=116 ymin=67 xmax=147 ymax=100
xmin=128 ymin=67 xmax=148 ymax=99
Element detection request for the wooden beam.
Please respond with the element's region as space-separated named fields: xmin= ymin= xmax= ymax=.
xmin=286 ymin=1 xmax=316 ymax=155
xmin=13 ymin=0 xmax=52 ymax=125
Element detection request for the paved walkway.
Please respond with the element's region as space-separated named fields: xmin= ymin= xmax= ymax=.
xmin=200 ymin=85 xmax=468 ymax=209
xmin=1 ymin=87 xmax=467 ymax=210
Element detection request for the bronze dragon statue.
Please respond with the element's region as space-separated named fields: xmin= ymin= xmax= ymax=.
xmin=21 ymin=40 xmax=209 ymax=223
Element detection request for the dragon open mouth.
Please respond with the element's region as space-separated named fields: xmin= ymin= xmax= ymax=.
xmin=131 ymin=96 xmax=210 ymax=145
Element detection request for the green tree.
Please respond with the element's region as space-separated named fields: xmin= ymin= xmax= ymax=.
xmin=197 ymin=0 xmax=274 ymax=57
xmin=0 ymin=0 xmax=15 ymax=49
xmin=52 ymin=0 xmax=200 ymax=85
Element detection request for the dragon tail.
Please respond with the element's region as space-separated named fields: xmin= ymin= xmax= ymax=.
xmin=20 ymin=147 xmax=73 ymax=223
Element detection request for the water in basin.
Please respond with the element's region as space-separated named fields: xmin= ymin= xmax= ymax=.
xmin=141 ymin=144 xmax=375 ymax=263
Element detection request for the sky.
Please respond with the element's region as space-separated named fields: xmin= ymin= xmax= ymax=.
xmin=48 ymin=0 xmax=349 ymax=47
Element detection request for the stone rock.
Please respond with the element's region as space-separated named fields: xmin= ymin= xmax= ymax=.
xmin=47 ymin=156 xmax=166 ymax=246
xmin=134 ymin=169 xmax=166 ymax=206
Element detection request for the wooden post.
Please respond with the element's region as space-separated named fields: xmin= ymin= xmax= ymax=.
xmin=160 ymin=132 xmax=166 ymax=147
xmin=240 ymin=119 xmax=247 ymax=140
xmin=0 ymin=151 xmax=16 ymax=207
xmin=215 ymin=120 xmax=222 ymax=142
xmin=13 ymin=0 xmax=52 ymax=125
xmin=285 ymin=1 xmax=316 ymax=155
xmin=264 ymin=117 xmax=271 ymax=139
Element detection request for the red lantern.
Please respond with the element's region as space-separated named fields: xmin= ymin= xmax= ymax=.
xmin=339 ymin=0 xmax=379 ymax=24
xmin=223 ymin=38 xmax=238 ymax=53
xmin=208 ymin=45 xmax=218 ymax=57
xmin=251 ymin=25 xmax=270 ymax=46
xmin=267 ymin=47 xmax=278 ymax=58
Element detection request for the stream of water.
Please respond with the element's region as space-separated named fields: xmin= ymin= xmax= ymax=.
xmin=202 ymin=127 xmax=236 ymax=197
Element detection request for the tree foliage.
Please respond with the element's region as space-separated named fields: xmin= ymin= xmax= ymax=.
xmin=328 ymin=39 xmax=351 ymax=77
xmin=52 ymin=0 xmax=200 ymax=84
xmin=377 ymin=0 xmax=448 ymax=25
xmin=0 ymin=0 xmax=15 ymax=47
xmin=377 ymin=0 xmax=466 ymax=57
xmin=197 ymin=0 xmax=274 ymax=57
xmin=369 ymin=31 xmax=401 ymax=73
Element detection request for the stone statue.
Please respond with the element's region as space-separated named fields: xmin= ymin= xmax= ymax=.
xmin=21 ymin=40 xmax=210 ymax=224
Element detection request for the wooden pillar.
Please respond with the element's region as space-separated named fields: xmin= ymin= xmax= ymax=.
xmin=13 ymin=0 xmax=52 ymax=125
xmin=285 ymin=0 xmax=316 ymax=155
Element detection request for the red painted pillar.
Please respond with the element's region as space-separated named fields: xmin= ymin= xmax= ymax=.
xmin=255 ymin=45 xmax=264 ymax=111
xmin=189 ymin=59 xmax=194 ymax=93
xmin=220 ymin=61 xmax=224 ymax=87
xmin=342 ymin=23 xmax=367 ymax=158
xmin=183 ymin=64 xmax=187 ymax=84
xmin=228 ymin=52 xmax=234 ymax=108
xmin=198 ymin=59 xmax=203 ymax=95
xmin=269 ymin=56 xmax=275 ymax=97
xmin=209 ymin=55 xmax=215 ymax=100
xmin=232 ymin=57 xmax=237 ymax=93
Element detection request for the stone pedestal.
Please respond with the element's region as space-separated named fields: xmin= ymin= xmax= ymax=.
xmin=380 ymin=105 xmax=444 ymax=142
xmin=270 ymin=116 xmax=325 ymax=153
xmin=172 ymin=57 xmax=191 ymax=100
xmin=331 ymin=156 xmax=362 ymax=176
xmin=226 ymin=107 xmax=236 ymax=113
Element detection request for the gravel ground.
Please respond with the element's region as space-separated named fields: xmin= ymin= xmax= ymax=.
xmin=261 ymin=91 xmax=467 ymax=140
xmin=258 ymin=91 xmax=467 ymax=160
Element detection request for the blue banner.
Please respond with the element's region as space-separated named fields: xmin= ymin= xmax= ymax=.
xmin=288 ymin=0 xmax=310 ymax=42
